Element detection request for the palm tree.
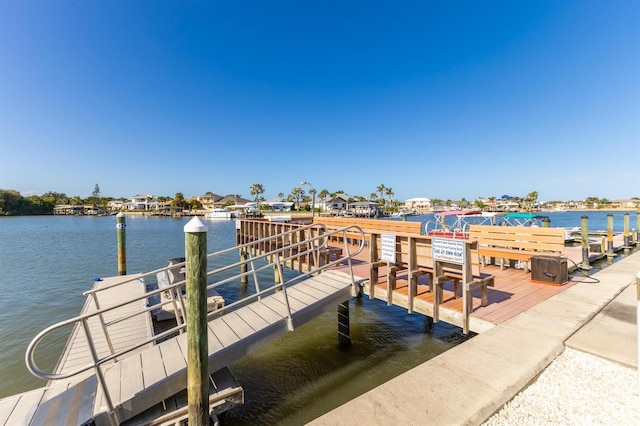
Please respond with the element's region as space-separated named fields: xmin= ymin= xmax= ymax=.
xmin=385 ymin=187 xmax=394 ymax=209
xmin=290 ymin=186 xmax=304 ymax=210
xmin=172 ymin=193 xmax=185 ymax=208
xmin=249 ymin=183 xmax=264 ymax=209
xmin=376 ymin=184 xmax=387 ymax=207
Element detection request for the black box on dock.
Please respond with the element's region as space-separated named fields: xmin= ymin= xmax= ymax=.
xmin=531 ymin=255 xmax=568 ymax=285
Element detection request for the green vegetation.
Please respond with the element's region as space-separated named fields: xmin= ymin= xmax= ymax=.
xmin=1 ymin=183 xmax=636 ymax=217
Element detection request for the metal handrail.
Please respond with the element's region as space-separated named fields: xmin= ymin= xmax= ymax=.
xmin=25 ymin=223 xmax=365 ymax=414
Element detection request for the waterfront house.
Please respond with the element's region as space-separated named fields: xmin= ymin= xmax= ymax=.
xmin=404 ymin=197 xmax=432 ymax=214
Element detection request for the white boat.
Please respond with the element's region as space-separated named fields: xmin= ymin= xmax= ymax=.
xmin=154 ymin=258 xmax=225 ymax=321
xmin=204 ymin=208 xmax=233 ymax=220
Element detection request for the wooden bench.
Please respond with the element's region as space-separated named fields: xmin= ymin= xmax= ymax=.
xmin=368 ymin=232 xmax=494 ymax=334
xmin=468 ymin=225 xmax=565 ymax=273
xmin=313 ymin=217 xmax=423 ymax=245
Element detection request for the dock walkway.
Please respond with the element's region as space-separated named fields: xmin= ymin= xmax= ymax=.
xmin=0 ymin=274 xmax=153 ymax=426
xmin=54 ymin=274 xmax=154 ymax=385
xmin=310 ymin=249 xmax=640 ymax=425
xmin=0 ymin=221 xmax=365 ymax=425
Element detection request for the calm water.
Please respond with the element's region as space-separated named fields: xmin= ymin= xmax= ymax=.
xmin=0 ymin=211 xmax=636 ymax=423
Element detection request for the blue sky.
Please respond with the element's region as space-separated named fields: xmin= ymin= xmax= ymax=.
xmin=1 ymin=1 xmax=638 ymax=203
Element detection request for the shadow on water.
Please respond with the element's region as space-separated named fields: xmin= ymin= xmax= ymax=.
xmin=220 ymin=296 xmax=469 ymax=425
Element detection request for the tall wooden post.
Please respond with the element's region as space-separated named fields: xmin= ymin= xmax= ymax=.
xmin=338 ymin=301 xmax=351 ymax=347
xmin=581 ymin=215 xmax=590 ymax=270
xmin=116 ymin=212 xmax=126 ymax=275
xmin=542 ymin=217 xmax=551 ymax=228
xmin=184 ymin=217 xmax=209 ymax=425
xmin=607 ymin=214 xmax=614 ymax=256
xmin=624 ymin=212 xmax=630 ymax=247
xmin=636 ymin=211 xmax=640 ymax=243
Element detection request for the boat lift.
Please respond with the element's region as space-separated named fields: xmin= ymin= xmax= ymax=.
xmin=425 ymin=210 xmax=505 ymax=238
xmin=502 ymin=213 xmax=549 ymax=227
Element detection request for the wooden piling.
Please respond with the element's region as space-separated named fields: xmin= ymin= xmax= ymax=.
xmin=116 ymin=212 xmax=126 ymax=275
xmin=184 ymin=217 xmax=209 ymax=425
xmin=542 ymin=217 xmax=551 ymax=228
xmin=624 ymin=212 xmax=630 ymax=247
xmin=607 ymin=214 xmax=614 ymax=256
xmin=338 ymin=301 xmax=351 ymax=347
xmin=581 ymin=215 xmax=590 ymax=270
xmin=240 ymin=251 xmax=248 ymax=286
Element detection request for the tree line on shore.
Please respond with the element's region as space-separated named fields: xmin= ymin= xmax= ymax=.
xmin=0 ymin=184 xmax=630 ymax=217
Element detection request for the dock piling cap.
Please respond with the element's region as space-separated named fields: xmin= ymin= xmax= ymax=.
xmin=184 ymin=216 xmax=208 ymax=233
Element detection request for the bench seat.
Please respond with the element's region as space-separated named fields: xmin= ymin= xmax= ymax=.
xmin=468 ymin=225 xmax=565 ymax=273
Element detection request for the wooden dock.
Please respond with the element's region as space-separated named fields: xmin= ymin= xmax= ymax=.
xmin=53 ymin=274 xmax=154 ymax=385
xmin=1 ymin=221 xmax=365 ymax=426
xmin=1 ymin=219 xmax=635 ymax=425
xmin=331 ymin=233 xmax=635 ymax=334
xmin=0 ymin=274 xmax=153 ymax=426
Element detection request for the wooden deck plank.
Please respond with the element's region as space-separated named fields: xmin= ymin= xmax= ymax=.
xmin=119 ymin=354 xmax=144 ymax=404
xmin=285 ymin=286 xmax=322 ymax=306
xmin=247 ymin=300 xmax=288 ymax=324
xmin=210 ymin=317 xmax=241 ymax=348
xmin=220 ymin=312 xmax=256 ymax=340
xmin=5 ymin=388 xmax=47 ymax=425
xmin=159 ymin=338 xmax=186 ymax=377
xmin=207 ymin=327 xmax=225 ymax=354
xmin=234 ymin=305 xmax=272 ymax=332
xmin=258 ymin=294 xmax=291 ymax=317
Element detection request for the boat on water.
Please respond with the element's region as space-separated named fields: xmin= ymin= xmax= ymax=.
xmin=153 ymin=257 xmax=225 ymax=321
xmin=502 ymin=212 xmax=549 ymax=227
xmin=425 ymin=209 xmax=496 ymax=238
xmin=391 ymin=208 xmax=417 ymax=218
xmin=204 ymin=207 xmax=235 ymax=220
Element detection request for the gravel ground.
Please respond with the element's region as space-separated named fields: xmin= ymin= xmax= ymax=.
xmin=483 ymin=348 xmax=640 ymax=425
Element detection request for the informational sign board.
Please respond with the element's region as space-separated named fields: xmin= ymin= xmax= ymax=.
xmin=432 ymin=238 xmax=465 ymax=265
xmin=381 ymin=233 xmax=396 ymax=263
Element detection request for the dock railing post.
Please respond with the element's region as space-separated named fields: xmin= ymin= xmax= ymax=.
xmin=581 ymin=215 xmax=590 ymax=270
xmin=184 ymin=217 xmax=209 ymax=425
xmin=116 ymin=212 xmax=126 ymax=275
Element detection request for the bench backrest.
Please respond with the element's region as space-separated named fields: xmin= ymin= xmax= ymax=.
xmin=369 ymin=233 xmax=483 ymax=277
xmin=468 ymin=224 xmax=565 ymax=254
xmin=313 ymin=217 xmax=422 ymax=241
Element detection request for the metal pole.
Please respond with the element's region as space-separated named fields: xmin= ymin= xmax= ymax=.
xmin=184 ymin=217 xmax=209 ymax=425
xmin=116 ymin=212 xmax=126 ymax=275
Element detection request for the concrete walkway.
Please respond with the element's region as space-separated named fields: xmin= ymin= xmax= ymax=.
xmin=309 ymin=250 xmax=640 ymax=426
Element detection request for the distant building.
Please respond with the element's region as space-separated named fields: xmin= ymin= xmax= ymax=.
xmin=127 ymin=195 xmax=160 ymax=211
xmin=404 ymin=197 xmax=431 ymax=213
xmin=319 ymin=194 xmax=350 ymax=213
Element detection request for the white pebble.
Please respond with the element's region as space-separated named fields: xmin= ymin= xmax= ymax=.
xmin=483 ymin=348 xmax=640 ymax=425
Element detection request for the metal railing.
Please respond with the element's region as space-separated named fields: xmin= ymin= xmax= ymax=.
xmin=25 ymin=222 xmax=365 ymax=417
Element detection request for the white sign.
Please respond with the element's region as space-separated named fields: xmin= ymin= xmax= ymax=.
xmin=116 ymin=223 xmax=126 ymax=229
xmin=381 ymin=233 xmax=396 ymax=263
xmin=432 ymin=238 xmax=465 ymax=265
